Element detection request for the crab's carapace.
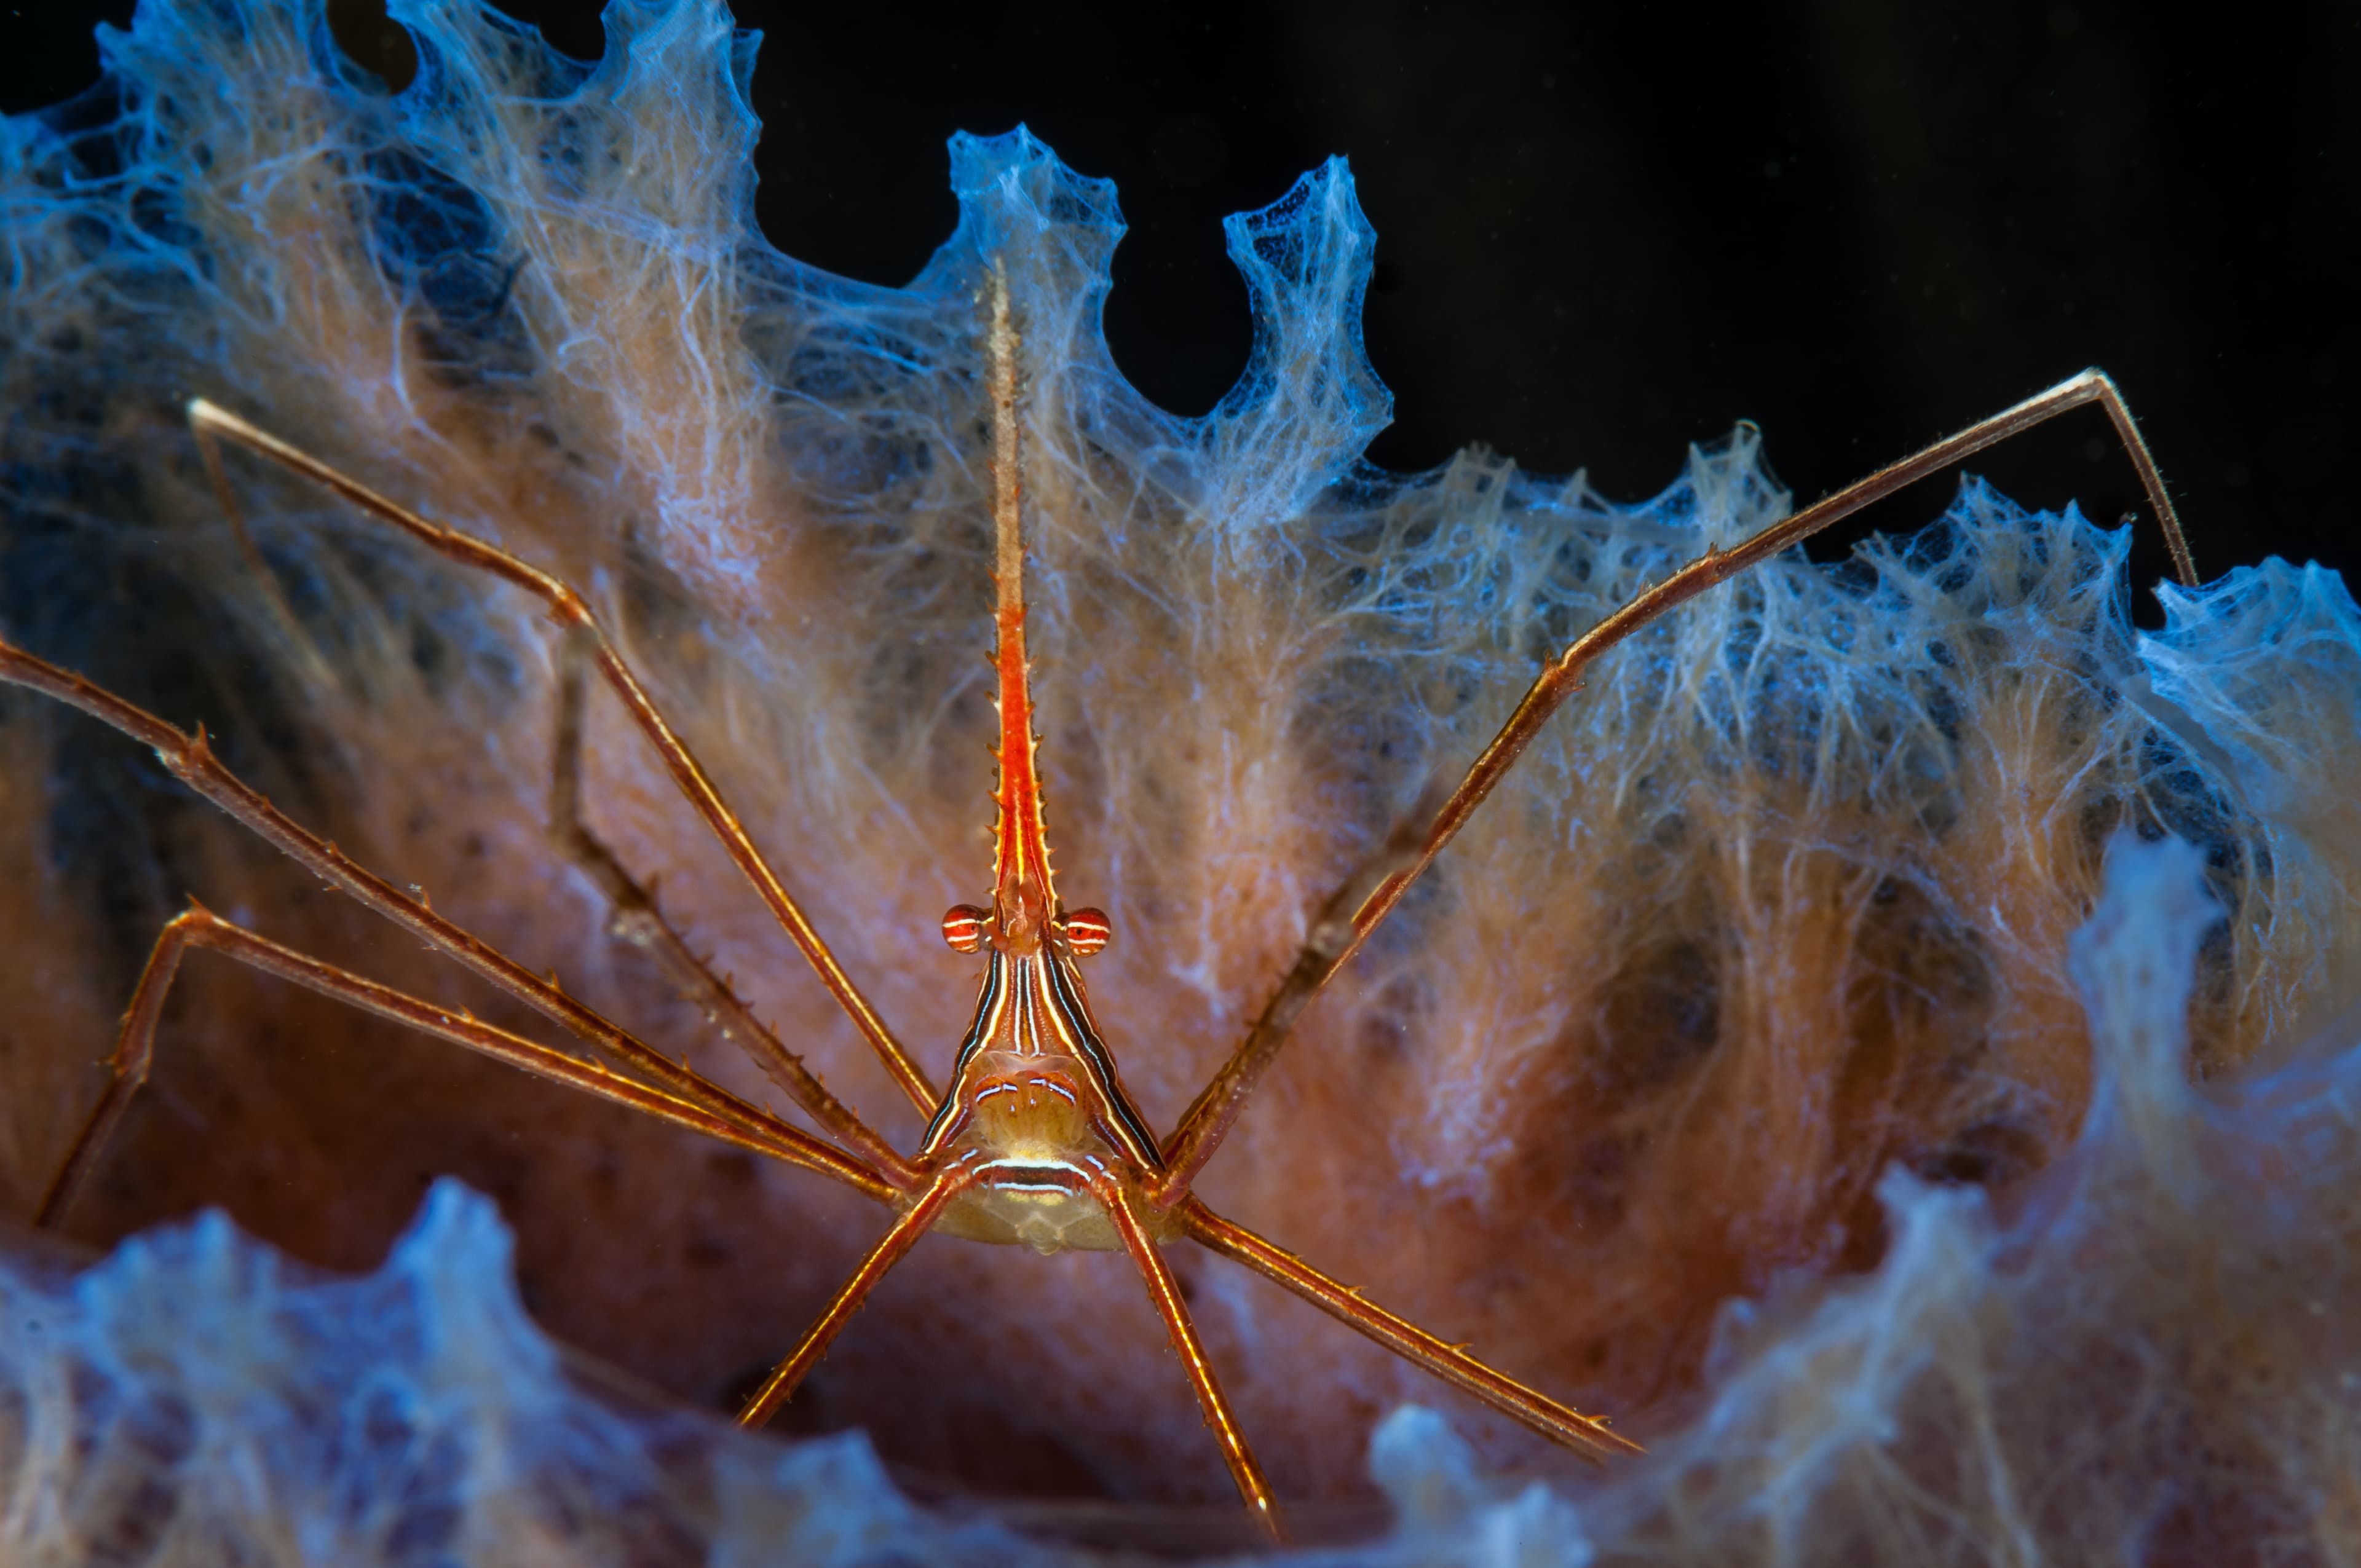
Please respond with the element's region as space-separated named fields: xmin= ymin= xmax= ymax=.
xmin=916 ymin=265 xmax=1166 ymax=1252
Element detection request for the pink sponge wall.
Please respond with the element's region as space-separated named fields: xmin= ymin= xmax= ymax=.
xmin=2 ymin=1 xmax=2356 ymax=1556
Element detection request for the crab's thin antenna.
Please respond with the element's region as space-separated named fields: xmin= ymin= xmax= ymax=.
xmin=984 ymin=263 xmax=1059 ymax=941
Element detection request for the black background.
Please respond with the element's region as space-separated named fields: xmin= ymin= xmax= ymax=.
xmin=6 ymin=0 xmax=2356 ymax=615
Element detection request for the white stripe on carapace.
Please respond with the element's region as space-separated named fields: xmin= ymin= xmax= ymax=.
xmin=920 ymin=953 xmax=1009 ymax=1149
xmin=1040 ymin=950 xmax=1162 ymax=1167
xmin=919 ymin=950 xmax=1165 ymax=1171
xmin=968 ymin=1157 xmax=1088 ymax=1188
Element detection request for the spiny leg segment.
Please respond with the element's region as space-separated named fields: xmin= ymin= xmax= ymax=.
xmin=0 ymin=638 xmax=896 ymax=1213
xmin=1180 ymin=1199 xmax=1640 ymax=1459
xmin=1102 ymin=1181 xmax=1283 ymax=1543
xmin=735 ymin=1168 xmax=971 ymax=1429
xmin=547 ymin=628 xmax=916 ymax=1184
xmin=188 ymin=398 xmax=941 ymax=1115
xmin=1153 ymin=368 xmax=2201 ymax=1199
xmin=34 ymin=904 xmax=859 ymax=1227
xmin=199 ymin=397 xmax=916 ymax=1169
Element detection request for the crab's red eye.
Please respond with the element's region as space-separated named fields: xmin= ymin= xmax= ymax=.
xmin=1061 ymin=907 xmax=1112 ymax=956
xmin=941 ymin=904 xmax=991 ymax=953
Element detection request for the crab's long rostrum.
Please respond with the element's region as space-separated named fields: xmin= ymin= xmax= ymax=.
xmin=1152 ymin=368 xmax=2199 ymax=1200
xmin=15 ymin=251 xmax=2202 ymax=1540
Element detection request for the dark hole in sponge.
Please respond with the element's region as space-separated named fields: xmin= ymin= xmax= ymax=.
xmin=1592 ymin=936 xmax=1722 ymax=1108
xmin=1908 ymin=1116 xmax=2049 ymax=1189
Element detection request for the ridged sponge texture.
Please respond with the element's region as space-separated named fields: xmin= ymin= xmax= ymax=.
xmin=1 ymin=0 xmax=2356 ymax=1550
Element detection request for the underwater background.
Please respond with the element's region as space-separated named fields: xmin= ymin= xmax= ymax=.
xmin=1 ymin=1 xmax=2358 ymax=1561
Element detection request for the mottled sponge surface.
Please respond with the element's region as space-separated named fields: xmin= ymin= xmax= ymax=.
xmin=0 ymin=0 xmax=2357 ymax=1559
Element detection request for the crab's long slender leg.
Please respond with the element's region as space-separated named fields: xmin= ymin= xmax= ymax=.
xmin=36 ymin=905 xmax=891 ymax=1227
xmin=548 ymin=629 xmax=916 ymax=1184
xmin=736 ymin=1167 xmax=970 ymax=1428
xmin=1097 ymin=1181 xmax=1284 ymax=1545
xmin=1179 ymin=1200 xmax=1640 ymax=1462
xmin=0 ymin=637 xmax=878 ymax=1188
xmin=188 ymin=407 xmax=336 ymax=695
xmin=1153 ymin=368 xmax=2197 ymax=1199
xmin=187 ymin=399 xmax=941 ymax=1114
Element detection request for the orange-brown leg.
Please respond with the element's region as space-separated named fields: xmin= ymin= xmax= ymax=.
xmin=1179 ymin=1199 xmax=1640 ymax=1462
xmin=188 ymin=398 xmax=941 ymax=1114
xmin=0 ymin=637 xmax=859 ymax=1183
xmin=547 ymin=629 xmax=916 ymax=1183
xmin=1155 ymin=368 xmax=2200 ymax=1199
xmin=36 ymin=904 xmax=892 ymax=1230
xmin=736 ymin=1168 xmax=969 ymax=1428
xmin=1097 ymin=1180 xmax=1285 ymax=1545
